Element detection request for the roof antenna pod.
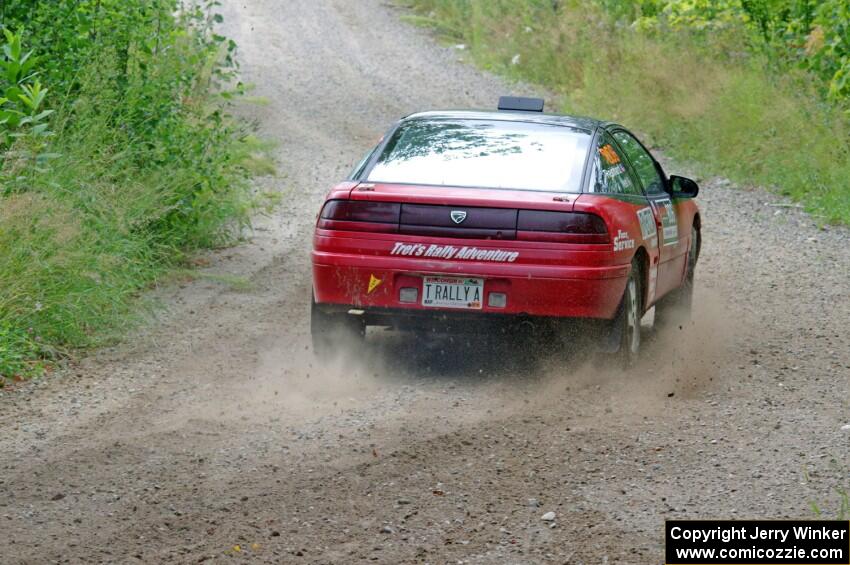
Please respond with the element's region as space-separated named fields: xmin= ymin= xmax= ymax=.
xmin=497 ymin=96 xmax=544 ymax=112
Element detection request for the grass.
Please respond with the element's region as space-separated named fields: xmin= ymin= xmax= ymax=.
xmin=169 ymin=269 xmax=254 ymax=292
xmin=402 ymin=0 xmax=850 ymax=225
xmin=0 ymin=6 xmax=273 ymax=380
xmin=805 ymin=459 xmax=850 ymax=520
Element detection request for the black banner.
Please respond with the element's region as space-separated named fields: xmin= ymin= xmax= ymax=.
xmin=666 ymin=520 xmax=850 ymax=564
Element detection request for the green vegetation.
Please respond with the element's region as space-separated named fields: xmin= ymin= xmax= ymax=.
xmin=806 ymin=459 xmax=850 ymax=520
xmin=403 ymin=0 xmax=850 ymax=224
xmin=0 ymin=1 xmax=267 ymax=379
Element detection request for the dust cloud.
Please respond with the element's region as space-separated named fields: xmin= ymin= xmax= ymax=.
xmin=252 ymin=285 xmax=740 ymax=425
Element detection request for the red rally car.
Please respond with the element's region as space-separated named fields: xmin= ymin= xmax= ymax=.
xmin=311 ymin=97 xmax=701 ymax=363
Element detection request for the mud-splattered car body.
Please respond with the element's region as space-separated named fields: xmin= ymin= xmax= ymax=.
xmin=311 ymin=98 xmax=700 ymax=360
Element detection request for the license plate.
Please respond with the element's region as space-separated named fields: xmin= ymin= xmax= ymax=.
xmin=421 ymin=276 xmax=483 ymax=309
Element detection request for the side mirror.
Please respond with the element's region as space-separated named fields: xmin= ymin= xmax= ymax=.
xmin=669 ymin=175 xmax=699 ymax=198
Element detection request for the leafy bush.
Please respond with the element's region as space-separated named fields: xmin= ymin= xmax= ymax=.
xmin=624 ymin=0 xmax=850 ymax=105
xmin=403 ymin=0 xmax=850 ymax=224
xmin=0 ymin=1 xmax=263 ymax=379
xmin=0 ymin=29 xmax=53 ymax=167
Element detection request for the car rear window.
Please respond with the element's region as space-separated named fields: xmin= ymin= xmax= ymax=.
xmin=364 ymin=119 xmax=590 ymax=192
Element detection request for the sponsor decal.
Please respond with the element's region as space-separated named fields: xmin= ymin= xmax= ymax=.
xmin=659 ymin=198 xmax=679 ymax=246
xmin=599 ymin=144 xmax=621 ymax=165
xmin=367 ymin=274 xmax=382 ymax=294
xmin=613 ymin=229 xmax=635 ymax=252
xmin=602 ymin=163 xmax=627 ymax=180
xmin=637 ymin=207 xmax=657 ymax=241
xmin=390 ymin=242 xmax=519 ymax=263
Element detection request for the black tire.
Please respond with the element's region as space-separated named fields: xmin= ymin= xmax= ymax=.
xmin=310 ymin=297 xmax=364 ymax=358
xmin=655 ymin=225 xmax=698 ymax=329
xmin=615 ymin=258 xmax=642 ymax=368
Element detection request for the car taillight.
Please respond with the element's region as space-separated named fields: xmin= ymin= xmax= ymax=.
xmin=317 ymin=200 xmax=401 ymax=233
xmin=516 ymin=210 xmax=609 ymax=243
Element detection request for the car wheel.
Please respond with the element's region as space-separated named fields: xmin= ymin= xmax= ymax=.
xmin=615 ymin=258 xmax=642 ymax=368
xmin=656 ymin=225 xmax=698 ymax=329
xmin=310 ymin=296 xmax=365 ymax=358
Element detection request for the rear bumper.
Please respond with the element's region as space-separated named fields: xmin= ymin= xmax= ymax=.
xmin=312 ymin=250 xmax=629 ymax=320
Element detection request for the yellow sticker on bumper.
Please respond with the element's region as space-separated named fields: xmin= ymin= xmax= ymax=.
xmin=367 ymin=274 xmax=382 ymax=294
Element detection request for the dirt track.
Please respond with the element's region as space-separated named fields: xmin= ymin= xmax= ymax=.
xmin=1 ymin=1 xmax=848 ymax=563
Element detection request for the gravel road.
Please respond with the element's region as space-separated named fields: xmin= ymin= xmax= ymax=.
xmin=1 ymin=0 xmax=848 ymax=563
